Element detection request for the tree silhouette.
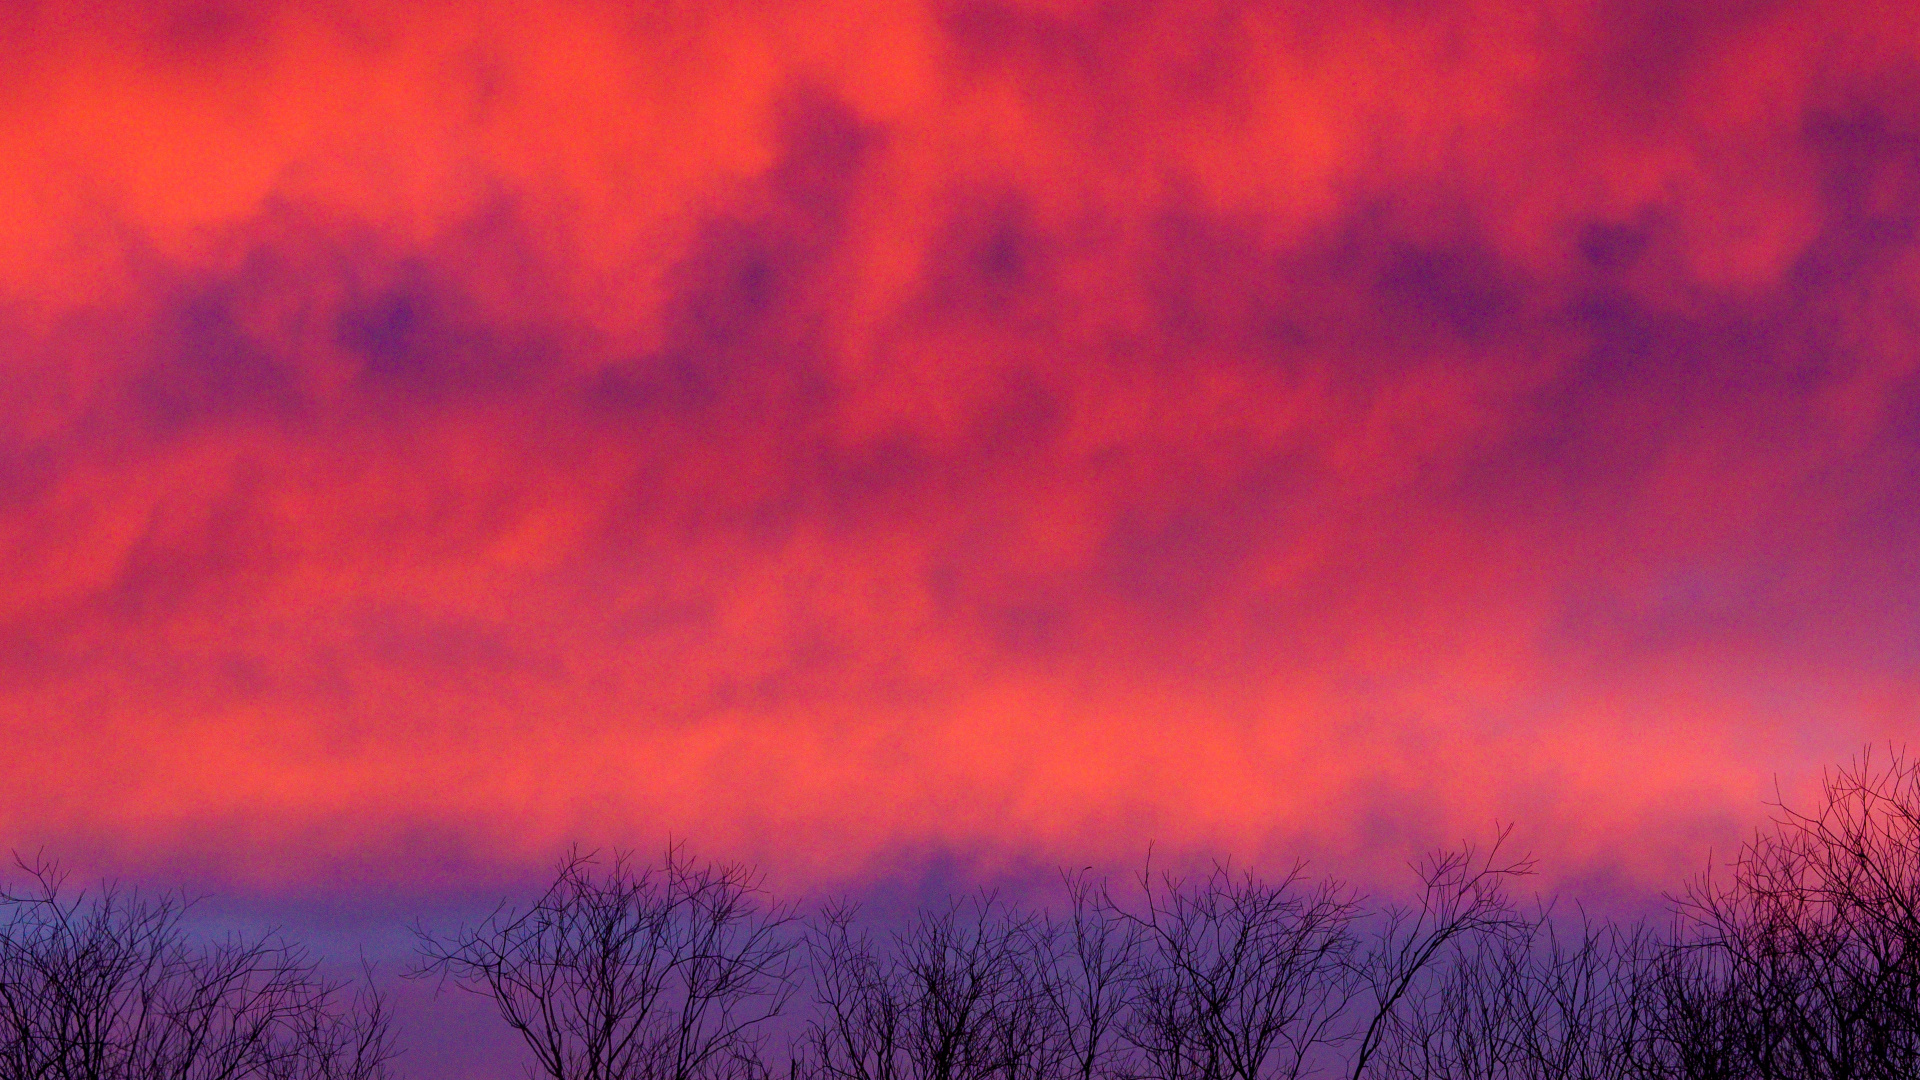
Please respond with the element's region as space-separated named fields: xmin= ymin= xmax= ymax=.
xmin=400 ymin=750 xmax=1920 ymax=1080
xmin=412 ymin=845 xmax=799 ymax=1080
xmin=800 ymin=893 xmax=1066 ymax=1080
xmin=0 ymin=856 xmax=397 ymax=1080
xmin=1648 ymin=750 xmax=1920 ymax=1080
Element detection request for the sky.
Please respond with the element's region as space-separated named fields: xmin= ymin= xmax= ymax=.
xmin=2 ymin=0 xmax=1919 ymax=1071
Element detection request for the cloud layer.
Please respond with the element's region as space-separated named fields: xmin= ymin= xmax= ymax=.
xmin=2 ymin=0 xmax=1918 ymax=898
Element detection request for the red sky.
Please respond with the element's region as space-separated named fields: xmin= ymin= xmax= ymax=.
xmin=3 ymin=0 xmax=1919 ymax=920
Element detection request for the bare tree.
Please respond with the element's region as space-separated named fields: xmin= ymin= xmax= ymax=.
xmin=1346 ymin=835 xmax=1533 ymax=1080
xmin=1045 ymin=873 xmax=1141 ymax=1080
xmin=1364 ymin=909 xmax=1657 ymax=1080
xmin=1632 ymin=927 xmax=1754 ymax=1080
xmin=798 ymin=902 xmax=906 ymax=1080
xmin=799 ymin=894 xmax=1066 ymax=1080
xmin=1116 ymin=861 xmax=1363 ymax=1080
xmin=0 ymin=856 xmax=398 ymax=1080
xmin=412 ymin=845 xmax=799 ymax=1080
xmin=1644 ymin=750 xmax=1920 ymax=1080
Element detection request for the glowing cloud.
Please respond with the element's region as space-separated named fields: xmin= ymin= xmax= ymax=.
xmin=1 ymin=0 xmax=1917 ymax=903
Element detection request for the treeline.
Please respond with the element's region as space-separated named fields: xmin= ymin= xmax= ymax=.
xmin=0 ymin=859 xmax=396 ymax=1080
xmin=9 ymin=755 xmax=1920 ymax=1080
